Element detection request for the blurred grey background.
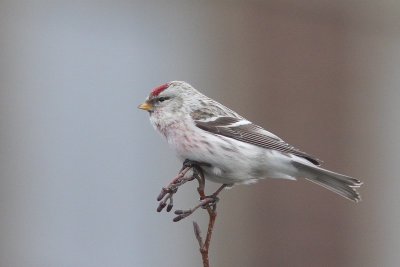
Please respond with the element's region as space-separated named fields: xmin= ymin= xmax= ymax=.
xmin=0 ymin=1 xmax=399 ymax=266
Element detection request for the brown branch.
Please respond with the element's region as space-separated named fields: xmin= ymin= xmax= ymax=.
xmin=156 ymin=166 xmax=194 ymax=213
xmin=157 ymin=161 xmax=225 ymax=267
xmin=192 ymin=166 xmax=217 ymax=267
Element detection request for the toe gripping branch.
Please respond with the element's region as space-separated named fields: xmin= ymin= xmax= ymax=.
xmin=156 ymin=159 xmax=221 ymax=222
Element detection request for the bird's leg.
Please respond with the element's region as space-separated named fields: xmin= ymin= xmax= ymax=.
xmin=182 ymin=159 xmax=211 ymax=170
xmin=203 ymin=184 xmax=228 ymax=205
xmin=194 ymin=164 xmax=228 ymax=209
xmin=196 ymin=183 xmax=228 ymax=212
xmin=157 ymin=160 xmax=210 ymax=213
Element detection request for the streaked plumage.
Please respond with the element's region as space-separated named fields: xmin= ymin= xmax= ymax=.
xmin=139 ymin=81 xmax=362 ymax=202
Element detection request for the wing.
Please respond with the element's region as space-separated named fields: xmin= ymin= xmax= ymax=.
xmin=194 ymin=116 xmax=322 ymax=166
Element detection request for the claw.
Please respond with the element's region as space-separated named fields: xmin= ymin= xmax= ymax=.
xmin=182 ymin=159 xmax=196 ymax=168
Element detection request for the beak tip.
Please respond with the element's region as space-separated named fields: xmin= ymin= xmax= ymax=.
xmin=138 ymin=102 xmax=153 ymax=111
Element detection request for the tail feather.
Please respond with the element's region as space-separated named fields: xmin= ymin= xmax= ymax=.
xmin=293 ymin=162 xmax=363 ymax=202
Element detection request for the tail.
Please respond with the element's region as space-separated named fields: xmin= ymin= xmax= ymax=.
xmin=293 ymin=162 xmax=363 ymax=202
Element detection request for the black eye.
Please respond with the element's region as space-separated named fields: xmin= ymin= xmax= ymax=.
xmin=158 ymin=97 xmax=170 ymax=102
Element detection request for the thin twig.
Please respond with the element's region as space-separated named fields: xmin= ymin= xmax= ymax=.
xmin=156 ymin=166 xmax=193 ymax=213
xmin=192 ymin=166 xmax=217 ymax=267
xmin=157 ymin=161 xmax=222 ymax=267
xmin=193 ymin=221 xmax=203 ymax=247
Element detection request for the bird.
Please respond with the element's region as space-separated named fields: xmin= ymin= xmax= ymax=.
xmin=138 ymin=81 xmax=362 ymax=202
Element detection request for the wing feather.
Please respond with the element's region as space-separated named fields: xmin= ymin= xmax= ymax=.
xmin=194 ymin=116 xmax=322 ymax=165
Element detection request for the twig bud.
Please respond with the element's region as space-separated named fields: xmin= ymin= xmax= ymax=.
xmin=174 ymin=209 xmax=184 ymax=215
xmin=157 ymin=188 xmax=167 ymax=201
xmin=157 ymin=202 xmax=167 ymax=212
xmin=166 ymin=203 xmax=173 ymax=212
xmin=173 ymin=215 xmax=183 ymax=222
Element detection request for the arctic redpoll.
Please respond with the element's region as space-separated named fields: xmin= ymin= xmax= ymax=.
xmin=139 ymin=81 xmax=362 ymax=202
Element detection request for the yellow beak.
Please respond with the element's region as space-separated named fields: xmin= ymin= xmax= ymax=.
xmin=138 ymin=102 xmax=153 ymax=111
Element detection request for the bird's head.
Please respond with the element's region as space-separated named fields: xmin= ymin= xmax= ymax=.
xmin=138 ymin=81 xmax=201 ymax=115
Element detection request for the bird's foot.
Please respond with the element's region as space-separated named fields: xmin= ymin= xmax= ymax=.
xmin=201 ymin=194 xmax=219 ymax=208
xmin=181 ymin=159 xmax=211 ymax=171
